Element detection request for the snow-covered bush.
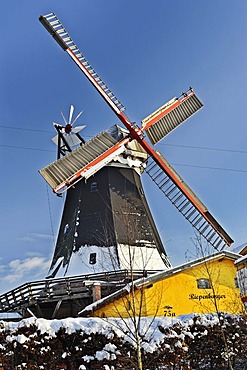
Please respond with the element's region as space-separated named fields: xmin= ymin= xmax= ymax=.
xmin=0 ymin=314 xmax=246 ymax=369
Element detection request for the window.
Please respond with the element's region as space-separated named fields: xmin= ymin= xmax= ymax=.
xmin=234 ymin=277 xmax=239 ymax=288
xmin=90 ymin=181 xmax=98 ymax=192
xmin=197 ymin=278 xmax=211 ymax=289
xmin=89 ymin=253 xmax=97 ymax=265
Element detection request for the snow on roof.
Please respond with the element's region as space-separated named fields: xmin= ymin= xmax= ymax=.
xmin=235 ymin=254 xmax=247 ymax=266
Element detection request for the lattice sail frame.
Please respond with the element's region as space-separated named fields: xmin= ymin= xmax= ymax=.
xmin=39 ymin=12 xmax=233 ymax=250
xmin=141 ymin=91 xmax=204 ymax=145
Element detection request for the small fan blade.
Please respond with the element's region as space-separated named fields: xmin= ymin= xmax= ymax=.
xmin=52 ymin=134 xmax=59 ymax=145
xmin=65 ymin=134 xmax=82 ymax=147
xmin=71 ymin=111 xmax=83 ymax=126
xmin=72 ymin=125 xmax=86 ymax=134
xmin=52 ymin=132 xmax=84 ymax=147
xmin=61 ymin=110 xmax=67 ymax=125
xmin=68 ymin=105 xmax=74 ymax=125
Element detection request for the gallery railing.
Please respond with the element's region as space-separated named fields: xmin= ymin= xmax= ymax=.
xmin=0 ymin=269 xmax=155 ymax=312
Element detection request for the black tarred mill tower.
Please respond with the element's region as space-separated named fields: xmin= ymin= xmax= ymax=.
xmin=39 ymin=13 xmax=233 ymax=279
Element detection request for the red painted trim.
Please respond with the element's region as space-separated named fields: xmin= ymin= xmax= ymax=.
xmin=54 ymin=137 xmax=130 ymax=193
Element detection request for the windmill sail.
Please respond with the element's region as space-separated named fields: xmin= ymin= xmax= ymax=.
xmin=141 ymin=90 xmax=203 ymax=145
xmin=39 ymin=13 xmax=125 ymax=113
xmin=145 ymin=152 xmax=234 ymax=250
xmin=40 ymin=129 xmax=129 ymax=193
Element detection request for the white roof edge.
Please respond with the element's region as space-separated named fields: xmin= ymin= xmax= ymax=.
xmin=235 ymin=254 xmax=247 ymax=266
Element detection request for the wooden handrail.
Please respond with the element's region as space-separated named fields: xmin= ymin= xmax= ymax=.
xmin=0 ymin=269 xmax=158 ymax=312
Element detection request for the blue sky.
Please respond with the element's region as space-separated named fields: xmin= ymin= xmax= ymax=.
xmin=0 ymin=1 xmax=246 ymax=293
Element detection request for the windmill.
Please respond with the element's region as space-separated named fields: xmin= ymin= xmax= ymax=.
xmin=39 ymin=13 xmax=233 ymax=278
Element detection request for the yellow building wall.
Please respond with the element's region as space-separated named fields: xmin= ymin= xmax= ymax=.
xmin=92 ymin=258 xmax=244 ymax=318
